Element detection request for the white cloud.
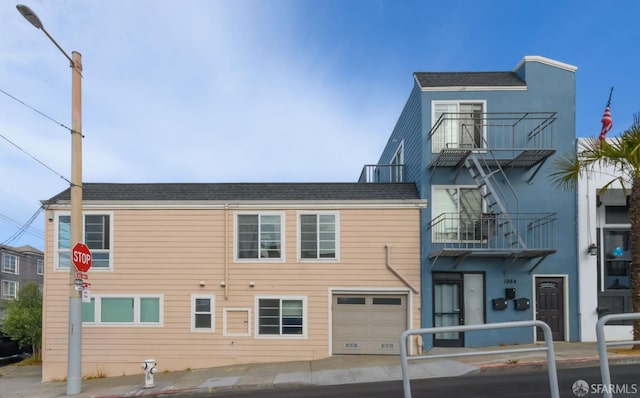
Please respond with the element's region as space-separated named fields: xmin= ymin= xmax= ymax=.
xmin=0 ymin=1 xmax=400 ymax=247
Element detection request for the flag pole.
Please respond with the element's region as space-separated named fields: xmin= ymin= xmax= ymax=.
xmin=606 ymin=87 xmax=614 ymax=107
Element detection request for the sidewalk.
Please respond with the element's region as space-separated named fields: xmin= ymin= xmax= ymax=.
xmin=2 ymin=342 xmax=640 ymax=398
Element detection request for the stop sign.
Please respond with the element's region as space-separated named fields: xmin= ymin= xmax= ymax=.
xmin=72 ymin=242 xmax=92 ymax=272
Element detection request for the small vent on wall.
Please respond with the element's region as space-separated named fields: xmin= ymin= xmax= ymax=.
xmin=380 ymin=343 xmax=395 ymax=350
xmin=344 ymin=343 xmax=359 ymax=349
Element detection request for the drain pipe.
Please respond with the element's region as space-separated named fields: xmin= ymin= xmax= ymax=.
xmin=385 ymin=244 xmax=419 ymax=294
xmin=224 ymin=203 xmax=229 ymax=300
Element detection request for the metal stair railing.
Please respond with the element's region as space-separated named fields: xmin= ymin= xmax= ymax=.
xmin=461 ymin=123 xmax=526 ymax=249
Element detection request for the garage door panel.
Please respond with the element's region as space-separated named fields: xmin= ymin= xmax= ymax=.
xmin=332 ymin=294 xmax=407 ymax=355
xmin=370 ymin=311 xmax=404 ymax=322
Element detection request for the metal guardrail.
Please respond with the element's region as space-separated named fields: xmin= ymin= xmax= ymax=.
xmin=399 ymin=320 xmax=559 ymax=398
xmin=428 ymin=212 xmax=556 ymax=252
xmin=427 ymin=112 xmax=557 ymax=152
xmin=595 ymin=312 xmax=640 ymax=398
xmin=358 ymin=164 xmax=404 ymax=183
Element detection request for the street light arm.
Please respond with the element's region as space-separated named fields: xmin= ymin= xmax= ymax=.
xmin=40 ymin=26 xmax=75 ymax=67
xmin=17 ymin=4 xmax=77 ymax=68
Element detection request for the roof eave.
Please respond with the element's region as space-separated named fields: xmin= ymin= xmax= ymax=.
xmin=419 ymin=85 xmax=527 ymax=92
xmin=514 ymin=56 xmax=578 ymax=73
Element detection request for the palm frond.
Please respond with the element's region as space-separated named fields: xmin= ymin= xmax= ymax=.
xmin=549 ymin=150 xmax=581 ymax=191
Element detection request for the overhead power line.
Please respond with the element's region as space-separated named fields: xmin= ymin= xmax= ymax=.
xmin=0 ymin=87 xmax=72 ymax=132
xmin=0 ymin=130 xmax=71 ymax=184
xmin=1 ymin=208 xmax=45 ymax=245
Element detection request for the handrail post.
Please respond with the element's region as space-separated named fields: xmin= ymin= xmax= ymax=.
xmin=400 ymin=320 xmax=558 ymax=398
xmin=595 ymin=312 xmax=640 ymax=398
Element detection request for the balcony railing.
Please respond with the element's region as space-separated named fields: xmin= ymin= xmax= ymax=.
xmin=358 ymin=164 xmax=404 ymax=183
xmin=428 ymin=212 xmax=557 ymax=258
xmin=428 ymin=112 xmax=557 ymax=151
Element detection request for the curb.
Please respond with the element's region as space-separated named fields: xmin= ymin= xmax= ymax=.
xmin=478 ymin=355 xmax=640 ymax=371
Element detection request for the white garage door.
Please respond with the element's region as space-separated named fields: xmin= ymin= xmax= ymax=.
xmin=332 ymin=294 xmax=407 ymax=355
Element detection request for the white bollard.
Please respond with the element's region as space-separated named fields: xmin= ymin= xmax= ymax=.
xmin=141 ymin=359 xmax=158 ymax=388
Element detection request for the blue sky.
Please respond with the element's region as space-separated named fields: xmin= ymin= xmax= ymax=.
xmin=1 ymin=0 xmax=638 ymax=250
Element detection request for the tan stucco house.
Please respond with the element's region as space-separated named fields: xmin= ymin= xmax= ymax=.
xmin=40 ymin=182 xmax=426 ymax=380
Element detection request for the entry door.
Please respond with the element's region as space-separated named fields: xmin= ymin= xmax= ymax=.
xmin=433 ymin=280 xmax=464 ymax=347
xmin=535 ymin=277 xmax=565 ymax=341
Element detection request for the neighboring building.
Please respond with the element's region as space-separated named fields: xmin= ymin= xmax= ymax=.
xmin=40 ymin=183 xmax=426 ymax=380
xmin=0 ymin=244 xmax=44 ymax=320
xmin=577 ymin=140 xmax=633 ymax=341
xmin=362 ymin=56 xmax=579 ymax=348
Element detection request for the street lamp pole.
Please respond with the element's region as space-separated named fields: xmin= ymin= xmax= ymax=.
xmin=17 ymin=5 xmax=84 ymax=396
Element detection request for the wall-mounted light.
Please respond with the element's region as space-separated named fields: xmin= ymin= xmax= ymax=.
xmin=219 ymin=281 xmax=226 ymax=287
xmin=249 ymin=281 xmax=255 ymax=288
xmin=588 ymin=243 xmax=598 ymax=256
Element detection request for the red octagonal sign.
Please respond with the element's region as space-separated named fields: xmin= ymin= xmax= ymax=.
xmin=72 ymin=242 xmax=92 ymax=272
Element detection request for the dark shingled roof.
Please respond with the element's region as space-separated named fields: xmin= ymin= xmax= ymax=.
xmin=414 ymin=72 xmax=525 ymax=88
xmin=43 ymin=182 xmax=420 ymax=203
xmin=0 ymin=244 xmax=43 ymax=255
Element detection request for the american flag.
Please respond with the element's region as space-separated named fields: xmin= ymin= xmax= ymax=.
xmin=598 ymin=88 xmax=613 ymax=141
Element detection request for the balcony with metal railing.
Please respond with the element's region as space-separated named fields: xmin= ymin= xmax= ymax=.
xmin=428 ymin=212 xmax=557 ymax=267
xmin=358 ymin=164 xmax=404 ymax=183
xmin=428 ymin=112 xmax=557 ymax=169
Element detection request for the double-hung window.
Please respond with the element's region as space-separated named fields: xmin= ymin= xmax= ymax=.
xmin=432 ymin=101 xmax=485 ymax=152
xmin=82 ymin=294 xmax=162 ymax=326
xmin=1 ymin=280 xmax=18 ymax=299
xmin=191 ymin=294 xmax=215 ymax=332
xmin=299 ymin=212 xmax=338 ymax=261
xmin=256 ymin=296 xmax=306 ymax=337
xmin=432 ymin=186 xmax=482 ymax=242
xmin=56 ymin=213 xmax=112 ymax=270
xmin=236 ymin=213 xmax=283 ymax=260
xmin=2 ymin=253 xmax=18 ymax=274
xmin=36 ymin=259 xmax=44 ymax=275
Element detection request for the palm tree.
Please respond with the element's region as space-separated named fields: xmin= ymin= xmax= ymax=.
xmin=550 ymin=113 xmax=640 ymax=340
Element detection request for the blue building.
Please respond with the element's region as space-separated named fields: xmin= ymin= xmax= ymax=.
xmin=361 ymin=56 xmax=578 ymax=348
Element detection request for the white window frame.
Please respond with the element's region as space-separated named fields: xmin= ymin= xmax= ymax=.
xmin=1 ymin=280 xmax=18 ymax=299
xmin=54 ymin=211 xmax=114 ymax=271
xmin=297 ymin=211 xmax=340 ymax=262
xmin=2 ymin=253 xmax=19 ymax=275
xmin=255 ymin=295 xmax=307 ymax=339
xmin=191 ymin=294 xmax=215 ymax=332
xmin=431 ymin=100 xmax=486 ymax=153
xmin=82 ymin=294 xmax=163 ymax=327
xmin=36 ymin=259 xmax=44 ymax=275
xmin=431 ymin=185 xmax=484 ymax=243
xmin=597 ymin=193 xmax=632 ymax=292
xmin=234 ymin=212 xmax=285 ymax=262
xmin=391 ymin=142 xmax=404 ymax=183
xmin=223 ymin=308 xmax=252 ymax=337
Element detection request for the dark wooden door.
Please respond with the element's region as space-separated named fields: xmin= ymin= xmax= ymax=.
xmin=535 ymin=277 xmax=565 ymax=341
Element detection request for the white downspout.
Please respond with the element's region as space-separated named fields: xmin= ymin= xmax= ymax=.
xmin=224 ymin=203 xmax=229 ymax=300
xmin=385 ymin=244 xmax=419 ymax=294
